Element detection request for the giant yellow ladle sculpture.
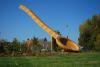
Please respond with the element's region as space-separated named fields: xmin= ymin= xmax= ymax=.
xmin=19 ymin=5 xmax=80 ymax=52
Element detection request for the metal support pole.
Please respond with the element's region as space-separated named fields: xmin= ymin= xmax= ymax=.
xmin=51 ymin=37 xmax=53 ymax=52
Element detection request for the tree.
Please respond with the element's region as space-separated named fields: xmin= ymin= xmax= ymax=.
xmin=43 ymin=37 xmax=47 ymax=50
xmin=26 ymin=38 xmax=33 ymax=52
xmin=20 ymin=40 xmax=27 ymax=53
xmin=52 ymin=31 xmax=61 ymax=52
xmin=0 ymin=42 xmax=4 ymax=53
xmin=79 ymin=14 xmax=100 ymax=51
xmin=0 ymin=39 xmax=11 ymax=54
xmin=11 ymin=38 xmax=20 ymax=55
xmin=32 ymin=37 xmax=41 ymax=52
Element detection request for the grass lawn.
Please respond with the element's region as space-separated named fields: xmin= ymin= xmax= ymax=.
xmin=0 ymin=52 xmax=100 ymax=67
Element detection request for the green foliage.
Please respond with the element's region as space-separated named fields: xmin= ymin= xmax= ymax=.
xmin=0 ymin=52 xmax=100 ymax=67
xmin=52 ymin=37 xmax=58 ymax=51
xmin=32 ymin=37 xmax=41 ymax=52
xmin=11 ymin=38 xmax=20 ymax=52
xmin=52 ymin=31 xmax=62 ymax=52
xmin=20 ymin=41 xmax=27 ymax=53
xmin=79 ymin=14 xmax=100 ymax=51
xmin=44 ymin=37 xmax=47 ymax=42
xmin=32 ymin=37 xmax=38 ymax=45
xmin=0 ymin=39 xmax=12 ymax=54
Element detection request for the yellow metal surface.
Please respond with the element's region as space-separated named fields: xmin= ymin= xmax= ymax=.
xmin=19 ymin=5 xmax=80 ymax=52
xmin=19 ymin=5 xmax=59 ymax=39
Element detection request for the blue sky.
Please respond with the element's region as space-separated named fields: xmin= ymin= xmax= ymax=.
xmin=0 ymin=0 xmax=100 ymax=43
